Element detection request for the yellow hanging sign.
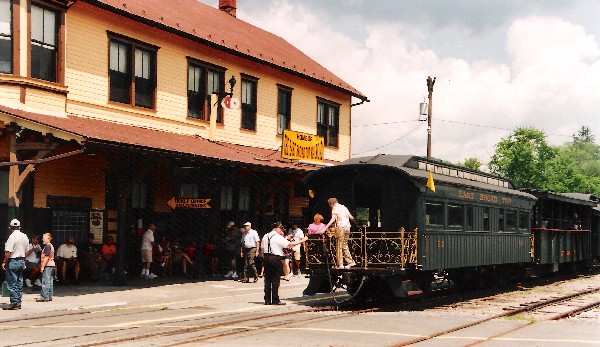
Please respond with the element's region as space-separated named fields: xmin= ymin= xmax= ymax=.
xmin=282 ymin=130 xmax=324 ymax=162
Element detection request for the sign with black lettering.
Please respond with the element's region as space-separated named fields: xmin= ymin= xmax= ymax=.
xmin=282 ymin=130 xmax=324 ymax=162
xmin=167 ymin=197 xmax=211 ymax=210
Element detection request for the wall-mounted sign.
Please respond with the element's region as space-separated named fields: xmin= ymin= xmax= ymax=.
xmin=282 ymin=130 xmax=324 ymax=162
xmin=47 ymin=195 xmax=92 ymax=209
xmin=167 ymin=197 xmax=211 ymax=209
xmin=89 ymin=211 xmax=104 ymax=244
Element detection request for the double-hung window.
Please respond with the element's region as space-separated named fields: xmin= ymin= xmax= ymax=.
xmin=187 ymin=61 xmax=225 ymax=123
xmin=31 ymin=4 xmax=58 ymax=82
xmin=109 ymin=37 xmax=156 ymax=108
xmin=241 ymin=76 xmax=257 ymax=130
xmin=317 ymin=100 xmax=339 ymax=147
xmin=0 ymin=0 xmax=11 ymax=74
xmin=277 ymin=86 xmax=291 ymax=135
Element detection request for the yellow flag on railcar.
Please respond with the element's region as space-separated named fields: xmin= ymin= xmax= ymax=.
xmin=426 ymin=171 xmax=436 ymax=193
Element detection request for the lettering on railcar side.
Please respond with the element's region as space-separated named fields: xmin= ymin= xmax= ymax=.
xmin=457 ymin=190 xmax=513 ymax=205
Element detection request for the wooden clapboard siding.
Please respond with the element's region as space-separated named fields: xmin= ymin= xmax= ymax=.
xmin=64 ymin=2 xmax=352 ymax=162
xmin=0 ymin=85 xmax=22 ymax=109
xmin=33 ymin=152 xmax=109 ymax=209
xmin=24 ymin=88 xmax=67 ymax=114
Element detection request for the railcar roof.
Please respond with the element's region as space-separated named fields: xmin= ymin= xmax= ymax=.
xmin=524 ymin=190 xmax=598 ymax=207
xmin=312 ymin=154 xmax=536 ymax=199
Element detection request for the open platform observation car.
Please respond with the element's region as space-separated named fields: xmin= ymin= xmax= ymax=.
xmin=302 ymin=155 xmax=597 ymax=301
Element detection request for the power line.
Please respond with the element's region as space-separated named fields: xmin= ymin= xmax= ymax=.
xmin=352 ymin=119 xmax=420 ymax=127
xmin=352 ymin=118 xmax=572 ymax=138
xmin=352 ymin=123 xmax=424 ymax=156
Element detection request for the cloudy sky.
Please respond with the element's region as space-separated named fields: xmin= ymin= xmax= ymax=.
xmin=200 ymin=0 xmax=600 ymax=166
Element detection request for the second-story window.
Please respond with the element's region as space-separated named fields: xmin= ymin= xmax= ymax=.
xmin=277 ymin=87 xmax=291 ymax=135
xmin=187 ymin=61 xmax=224 ymax=123
xmin=0 ymin=0 xmax=12 ymax=74
xmin=241 ymin=76 xmax=257 ymax=130
xmin=31 ymin=4 xmax=58 ymax=82
xmin=109 ymin=37 xmax=156 ymax=109
xmin=317 ymin=100 xmax=339 ymax=147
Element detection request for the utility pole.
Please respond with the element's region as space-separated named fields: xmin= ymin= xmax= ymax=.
xmin=426 ymin=76 xmax=436 ymax=158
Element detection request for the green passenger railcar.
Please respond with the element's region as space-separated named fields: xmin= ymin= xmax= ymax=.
xmin=303 ymin=154 xmax=537 ymax=299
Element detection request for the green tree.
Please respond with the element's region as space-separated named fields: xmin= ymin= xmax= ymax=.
xmin=544 ymin=126 xmax=600 ymax=195
xmin=489 ymin=127 xmax=556 ymax=189
xmin=457 ymin=157 xmax=483 ymax=171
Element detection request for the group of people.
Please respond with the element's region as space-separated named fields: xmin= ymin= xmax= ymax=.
xmin=138 ymin=224 xmax=197 ymax=280
xmin=262 ymin=197 xmax=357 ymax=305
xmin=216 ymin=221 xmax=307 ymax=283
xmin=3 ymin=219 xmax=55 ymax=310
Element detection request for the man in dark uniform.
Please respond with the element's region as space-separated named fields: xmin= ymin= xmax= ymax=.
xmin=260 ymin=222 xmax=307 ymax=305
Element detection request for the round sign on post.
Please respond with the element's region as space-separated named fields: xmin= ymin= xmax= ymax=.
xmin=221 ymin=96 xmax=240 ymax=109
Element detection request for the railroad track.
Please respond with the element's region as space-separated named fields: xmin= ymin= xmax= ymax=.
xmin=392 ymin=285 xmax=600 ymax=346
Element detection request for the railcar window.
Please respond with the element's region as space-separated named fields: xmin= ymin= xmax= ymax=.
xmin=483 ymin=207 xmax=490 ymax=231
xmin=518 ymin=211 xmax=529 ymax=232
xmin=506 ymin=210 xmax=517 ymax=232
xmin=448 ymin=204 xmax=463 ymax=230
xmin=426 ymin=202 xmax=444 ymax=229
xmin=465 ymin=205 xmax=473 ymax=231
xmin=498 ymin=209 xmax=504 ymax=232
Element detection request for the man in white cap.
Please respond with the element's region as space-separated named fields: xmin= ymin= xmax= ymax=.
xmin=239 ymin=222 xmax=260 ymax=283
xmin=2 ymin=219 xmax=29 ymax=310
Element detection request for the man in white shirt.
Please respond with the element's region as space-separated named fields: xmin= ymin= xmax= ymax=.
xmin=322 ymin=197 xmax=356 ymax=269
xmin=239 ymin=222 xmax=260 ymax=283
xmin=288 ymin=222 xmax=305 ymax=276
xmin=2 ymin=219 xmax=29 ymax=310
xmin=260 ymin=222 xmax=307 ymax=305
xmin=56 ymin=235 xmax=81 ymax=284
xmin=140 ymin=224 xmax=158 ymax=279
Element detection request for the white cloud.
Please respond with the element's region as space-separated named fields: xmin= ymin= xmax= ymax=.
xmin=240 ymin=2 xmax=600 ymax=164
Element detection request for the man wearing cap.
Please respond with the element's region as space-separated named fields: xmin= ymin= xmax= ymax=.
xmin=2 ymin=219 xmax=29 ymax=310
xmin=260 ymin=222 xmax=307 ymax=305
xmin=239 ymin=222 xmax=260 ymax=283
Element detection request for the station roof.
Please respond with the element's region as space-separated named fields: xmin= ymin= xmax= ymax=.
xmin=81 ymin=0 xmax=368 ymax=101
xmin=0 ymin=105 xmax=335 ymax=173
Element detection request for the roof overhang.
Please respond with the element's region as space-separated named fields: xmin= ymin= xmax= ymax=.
xmin=0 ymin=105 xmax=337 ymax=173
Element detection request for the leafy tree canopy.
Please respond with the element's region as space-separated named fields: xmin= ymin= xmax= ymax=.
xmin=457 ymin=157 xmax=483 ymax=171
xmin=488 ymin=125 xmax=600 ymax=195
xmin=489 ymin=127 xmax=556 ymax=189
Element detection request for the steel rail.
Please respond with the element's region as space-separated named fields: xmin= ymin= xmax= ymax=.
xmin=392 ymin=285 xmax=600 ymax=347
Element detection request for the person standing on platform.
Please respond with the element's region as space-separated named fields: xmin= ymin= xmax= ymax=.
xmin=2 ymin=219 xmax=29 ymax=310
xmin=239 ymin=222 xmax=260 ymax=283
xmin=288 ymin=222 xmax=305 ymax=276
xmin=260 ymin=222 xmax=307 ymax=305
xmin=36 ymin=233 xmax=55 ymax=302
xmin=322 ymin=197 xmax=357 ymax=269
xmin=140 ymin=224 xmax=157 ymax=279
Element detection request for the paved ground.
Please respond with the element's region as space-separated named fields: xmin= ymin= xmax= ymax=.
xmin=0 ymin=274 xmax=599 ymax=346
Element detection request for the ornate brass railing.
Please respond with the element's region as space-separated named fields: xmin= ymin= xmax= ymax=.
xmin=306 ymin=227 xmax=419 ymax=269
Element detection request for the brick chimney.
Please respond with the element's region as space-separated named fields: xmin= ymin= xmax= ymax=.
xmin=219 ymin=0 xmax=237 ymax=17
